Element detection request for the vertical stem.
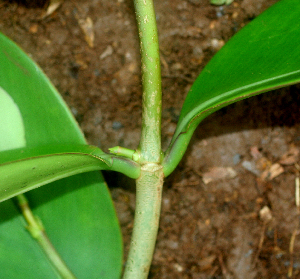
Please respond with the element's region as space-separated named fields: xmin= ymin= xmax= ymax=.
xmin=134 ymin=0 xmax=162 ymax=164
xmin=123 ymin=164 xmax=164 ymax=279
xmin=123 ymin=0 xmax=164 ymax=277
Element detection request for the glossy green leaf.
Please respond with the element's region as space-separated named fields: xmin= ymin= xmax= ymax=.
xmin=163 ymin=0 xmax=300 ymax=176
xmin=0 ymin=145 xmax=140 ymax=202
xmin=0 ymin=31 xmax=123 ymax=278
xmin=0 ymin=200 xmax=59 ymax=278
xmin=0 ymin=87 xmax=26 ymax=150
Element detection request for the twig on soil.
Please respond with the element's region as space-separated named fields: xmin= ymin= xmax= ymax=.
xmin=252 ymin=223 xmax=266 ymax=268
xmin=288 ymin=229 xmax=299 ymax=278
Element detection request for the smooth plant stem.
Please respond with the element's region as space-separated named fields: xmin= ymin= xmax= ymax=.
xmin=16 ymin=194 xmax=76 ymax=279
xmin=134 ymin=0 xmax=162 ymax=164
xmin=123 ymin=0 xmax=164 ymax=277
xmin=123 ymin=164 xmax=164 ymax=279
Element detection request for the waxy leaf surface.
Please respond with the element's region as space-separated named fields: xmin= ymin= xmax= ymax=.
xmin=0 ymin=144 xmax=140 ymax=202
xmin=163 ymin=0 xmax=300 ymax=176
xmin=0 ymin=32 xmax=122 ymax=278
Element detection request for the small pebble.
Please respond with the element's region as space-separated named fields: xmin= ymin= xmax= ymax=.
xmin=165 ymin=240 xmax=179 ymax=250
xmin=173 ymin=263 xmax=184 ymax=272
xmin=94 ymin=69 xmax=100 ymax=76
xmin=259 ymin=205 xmax=272 ymax=223
xmin=70 ymin=107 xmax=78 ymax=117
xmin=99 ymin=45 xmax=113 ymax=60
xmin=233 ymin=153 xmax=241 ymax=165
xmin=216 ymin=6 xmax=225 ymax=18
xmin=112 ymin=121 xmax=123 ymax=130
xmin=242 ymin=160 xmax=260 ymax=176
xmin=244 ymin=249 xmax=254 ymax=258
xmin=211 ymin=38 xmax=225 ymax=50
xmin=193 ymin=46 xmax=204 ymax=57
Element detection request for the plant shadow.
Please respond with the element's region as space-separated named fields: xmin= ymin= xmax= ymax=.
xmin=165 ymin=84 xmax=300 ymax=186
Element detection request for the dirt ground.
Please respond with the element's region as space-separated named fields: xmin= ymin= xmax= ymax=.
xmin=2 ymin=0 xmax=300 ymax=278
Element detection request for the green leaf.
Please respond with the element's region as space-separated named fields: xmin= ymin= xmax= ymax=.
xmin=0 ymin=31 xmax=123 ymax=278
xmin=27 ymin=172 xmax=123 ymax=279
xmin=0 ymin=200 xmax=59 ymax=278
xmin=163 ymin=0 xmax=300 ymax=176
xmin=0 ymin=87 xmax=26 ymax=150
xmin=0 ymin=145 xmax=140 ymax=202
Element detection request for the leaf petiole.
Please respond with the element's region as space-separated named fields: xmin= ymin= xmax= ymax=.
xmin=16 ymin=194 xmax=76 ymax=279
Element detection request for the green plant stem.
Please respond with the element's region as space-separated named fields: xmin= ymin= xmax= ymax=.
xmin=123 ymin=0 xmax=164 ymax=277
xmin=123 ymin=164 xmax=164 ymax=279
xmin=16 ymin=194 xmax=76 ymax=279
xmin=134 ymin=0 xmax=162 ymax=164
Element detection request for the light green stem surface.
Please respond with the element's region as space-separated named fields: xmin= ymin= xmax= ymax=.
xmin=16 ymin=194 xmax=76 ymax=279
xmin=123 ymin=164 xmax=164 ymax=279
xmin=135 ymin=0 xmax=162 ymax=164
xmin=123 ymin=0 xmax=164 ymax=277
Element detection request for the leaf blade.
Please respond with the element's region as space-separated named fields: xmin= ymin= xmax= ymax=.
xmin=0 ymin=145 xmax=140 ymax=202
xmin=0 ymin=200 xmax=59 ymax=279
xmin=27 ymin=172 xmax=123 ymax=279
xmin=0 ymin=31 xmax=123 ymax=278
xmin=0 ymin=33 xmax=85 ymax=146
xmin=163 ymin=0 xmax=300 ymax=176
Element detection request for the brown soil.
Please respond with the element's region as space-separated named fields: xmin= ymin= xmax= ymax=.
xmin=2 ymin=0 xmax=300 ymax=278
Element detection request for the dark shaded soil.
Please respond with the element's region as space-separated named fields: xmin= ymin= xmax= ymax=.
xmin=2 ymin=0 xmax=300 ymax=278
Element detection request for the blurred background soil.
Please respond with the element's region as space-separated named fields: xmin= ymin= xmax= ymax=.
xmin=2 ymin=0 xmax=300 ymax=278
